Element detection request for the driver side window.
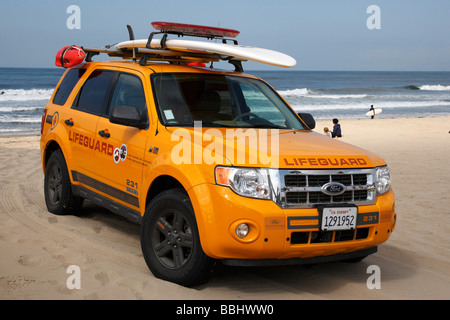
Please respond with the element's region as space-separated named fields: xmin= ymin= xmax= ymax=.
xmin=109 ymin=73 xmax=147 ymax=119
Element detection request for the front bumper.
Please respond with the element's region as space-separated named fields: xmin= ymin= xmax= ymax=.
xmin=188 ymin=183 xmax=396 ymax=261
xmin=222 ymin=246 xmax=377 ymax=267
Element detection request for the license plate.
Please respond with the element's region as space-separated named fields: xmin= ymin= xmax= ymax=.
xmin=321 ymin=207 xmax=357 ymax=231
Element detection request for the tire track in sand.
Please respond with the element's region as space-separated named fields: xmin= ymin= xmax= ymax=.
xmin=1 ymin=180 xmax=148 ymax=275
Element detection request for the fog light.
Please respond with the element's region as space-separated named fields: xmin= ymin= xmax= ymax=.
xmin=229 ymin=220 xmax=260 ymax=243
xmin=236 ymin=223 xmax=249 ymax=238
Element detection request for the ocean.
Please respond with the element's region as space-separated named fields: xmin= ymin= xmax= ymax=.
xmin=1 ymin=67 xmax=449 ymax=136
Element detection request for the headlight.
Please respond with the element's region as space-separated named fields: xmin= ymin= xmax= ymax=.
xmin=375 ymin=166 xmax=391 ymax=195
xmin=215 ymin=167 xmax=271 ymax=199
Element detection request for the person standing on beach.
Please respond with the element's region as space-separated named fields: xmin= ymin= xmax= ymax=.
xmin=369 ymin=105 xmax=375 ymax=119
xmin=331 ymin=118 xmax=342 ymax=138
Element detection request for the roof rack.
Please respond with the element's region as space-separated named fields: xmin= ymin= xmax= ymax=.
xmin=81 ymin=23 xmax=245 ymax=72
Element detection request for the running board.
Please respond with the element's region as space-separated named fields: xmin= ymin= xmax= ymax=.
xmin=72 ymin=185 xmax=142 ymax=225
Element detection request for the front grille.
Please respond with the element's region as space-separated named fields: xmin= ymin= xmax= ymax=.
xmin=284 ymin=173 xmax=367 ymax=188
xmin=275 ymin=169 xmax=376 ymax=208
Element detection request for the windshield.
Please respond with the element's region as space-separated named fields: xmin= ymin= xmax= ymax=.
xmin=151 ymin=73 xmax=306 ymax=129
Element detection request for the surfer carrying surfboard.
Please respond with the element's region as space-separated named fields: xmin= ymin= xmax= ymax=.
xmin=366 ymin=106 xmax=382 ymax=118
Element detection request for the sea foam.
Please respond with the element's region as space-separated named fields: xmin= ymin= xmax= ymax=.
xmin=0 ymin=89 xmax=54 ymax=102
xmin=418 ymin=85 xmax=450 ymax=91
xmin=278 ymin=88 xmax=367 ymax=99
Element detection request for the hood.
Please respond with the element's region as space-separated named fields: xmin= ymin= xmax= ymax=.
xmin=275 ymin=130 xmax=386 ymax=168
xmin=166 ymin=127 xmax=386 ymax=169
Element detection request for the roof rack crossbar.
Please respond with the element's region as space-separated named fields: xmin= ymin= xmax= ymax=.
xmin=83 ymin=49 xmax=100 ymax=62
xmin=228 ymin=60 xmax=243 ymax=72
xmin=222 ymin=38 xmax=239 ymax=45
xmin=146 ymin=31 xmax=162 ymax=50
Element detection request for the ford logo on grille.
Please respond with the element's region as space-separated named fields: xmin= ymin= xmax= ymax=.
xmin=321 ymin=182 xmax=346 ymax=196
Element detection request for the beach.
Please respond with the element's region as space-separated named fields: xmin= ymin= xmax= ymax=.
xmin=0 ymin=116 xmax=449 ymax=300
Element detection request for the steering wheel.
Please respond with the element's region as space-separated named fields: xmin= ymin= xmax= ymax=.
xmin=232 ymin=112 xmax=261 ymax=121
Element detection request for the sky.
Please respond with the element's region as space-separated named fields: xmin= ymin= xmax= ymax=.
xmin=1 ymin=0 xmax=450 ymax=71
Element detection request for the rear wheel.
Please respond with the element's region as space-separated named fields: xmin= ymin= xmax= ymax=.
xmin=141 ymin=189 xmax=214 ymax=286
xmin=44 ymin=150 xmax=83 ymax=215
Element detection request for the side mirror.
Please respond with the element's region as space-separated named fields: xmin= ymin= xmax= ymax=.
xmin=298 ymin=113 xmax=316 ymax=129
xmin=109 ymin=105 xmax=147 ymax=129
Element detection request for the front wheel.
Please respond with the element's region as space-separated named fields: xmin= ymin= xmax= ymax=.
xmin=140 ymin=189 xmax=214 ymax=286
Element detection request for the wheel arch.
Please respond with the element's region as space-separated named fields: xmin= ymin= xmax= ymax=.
xmin=145 ymin=174 xmax=187 ymax=209
xmin=43 ymin=140 xmax=63 ymax=172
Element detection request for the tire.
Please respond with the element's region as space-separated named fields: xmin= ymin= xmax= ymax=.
xmin=44 ymin=150 xmax=83 ymax=215
xmin=141 ymin=189 xmax=214 ymax=287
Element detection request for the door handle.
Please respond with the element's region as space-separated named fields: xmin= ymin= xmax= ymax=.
xmin=98 ymin=130 xmax=110 ymax=138
xmin=64 ymin=119 xmax=74 ymax=126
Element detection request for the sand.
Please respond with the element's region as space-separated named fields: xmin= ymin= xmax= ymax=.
xmin=0 ymin=116 xmax=449 ymax=300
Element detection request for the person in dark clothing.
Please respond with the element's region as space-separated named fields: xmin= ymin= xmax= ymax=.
xmin=369 ymin=105 xmax=375 ymax=119
xmin=331 ymin=118 xmax=342 ymax=138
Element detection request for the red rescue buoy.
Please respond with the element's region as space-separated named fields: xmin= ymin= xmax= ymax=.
xmin=55 ymin=46 xmax=86 ymax=68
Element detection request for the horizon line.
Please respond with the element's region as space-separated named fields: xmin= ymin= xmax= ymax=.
xmin=1 ymin=66 xmax=450 ymax=73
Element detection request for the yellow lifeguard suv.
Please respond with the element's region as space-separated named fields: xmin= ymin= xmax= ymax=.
xmin=40 ymin=22 xmax=396 ymax=286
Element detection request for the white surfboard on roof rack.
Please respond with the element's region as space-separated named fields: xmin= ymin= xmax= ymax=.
xmin=115 ymin=38 xmax=297 ymax=68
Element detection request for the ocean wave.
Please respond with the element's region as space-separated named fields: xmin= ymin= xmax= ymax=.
xmin=403 ymin=84 xmax=450 ymax=91
xmin=0 ymin=88 xmax=54 ymax=102
xmin=0 ymin=127 xmax=41 ymax=136
xmin=0 ymin=127 xmax=38 ymax=133
xmin=278 ymin=88 xmax=367 ymax=99
xmin=278 ymin=88 xmax=312 ymax=96
xmin=418 ymin=85 xmax=450 ymax=91
xmin=291 ymin=100 xmax=450 ymax=111
xmin=0 ymin=113 xmax=41 ymax=123
xmin=0 ymin=106 xmax=44 ymax=113
xmin=308 ymin=94 xmax=368 ymax=99
xmin=402 ymin=85 xmax=420 ymax=90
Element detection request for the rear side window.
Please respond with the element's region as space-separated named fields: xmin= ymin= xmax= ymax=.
xmin=53 ymin=68 xmax=86 ymax=105
xmin=73 ymin=69 xmax=115 ymax=115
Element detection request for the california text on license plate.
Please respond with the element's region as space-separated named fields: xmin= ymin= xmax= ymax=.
xmin=321 ymin=207 xmax=357 ymax=231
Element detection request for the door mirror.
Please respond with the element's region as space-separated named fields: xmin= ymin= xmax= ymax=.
xmin=297 ymin=113 xmax=316 ymax=129
xmin=109 ymin=105 xmax=147 ymax=129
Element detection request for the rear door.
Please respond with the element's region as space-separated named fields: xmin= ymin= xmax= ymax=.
xmin=64 ymin=68 xmax=116 ymax=179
